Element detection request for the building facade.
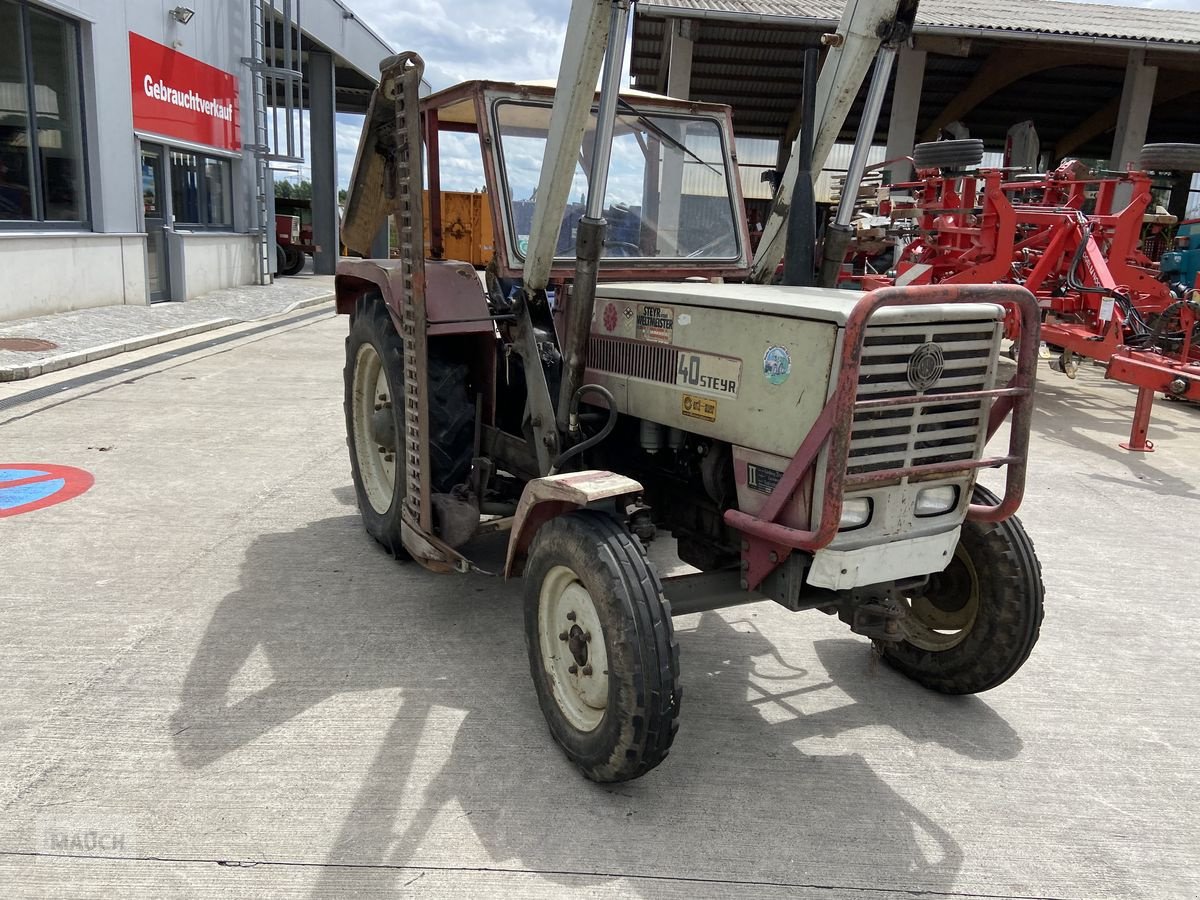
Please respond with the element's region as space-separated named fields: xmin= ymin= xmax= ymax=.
xmin=0 ymin=0 xmax=389 ymax=322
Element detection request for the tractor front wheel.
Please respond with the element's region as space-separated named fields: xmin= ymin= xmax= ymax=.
xmin=524 ymin=510 xmax=680 ymax=782
xmin=880 ymin=485 xmax=1044 ymax=694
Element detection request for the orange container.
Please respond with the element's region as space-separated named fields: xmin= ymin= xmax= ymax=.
xmin=424 ymin=190 xmax=494 ymax=267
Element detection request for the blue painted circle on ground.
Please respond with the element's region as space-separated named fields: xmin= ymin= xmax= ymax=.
xmin=0 ymin=478 xmax=66 ymax=510
xmin=0 ymin=468 xmax=49 ymax=481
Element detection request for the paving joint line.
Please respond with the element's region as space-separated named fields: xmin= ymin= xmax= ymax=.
xmin=0 ymin=850 xmax=1081 ymax=899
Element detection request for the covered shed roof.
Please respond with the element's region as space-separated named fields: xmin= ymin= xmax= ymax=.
xmin=632 ymin=1 xmax=1200 ymax=157
xmin=640 ymin=0 xmax=1200 ymax=47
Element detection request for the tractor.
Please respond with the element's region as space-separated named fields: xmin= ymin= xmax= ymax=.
xmin=332 ymin=0 xmax=1045 ymax=782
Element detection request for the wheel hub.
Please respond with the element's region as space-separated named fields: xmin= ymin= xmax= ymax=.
xmin=371 ymin=404 xmax=396 ymax=451
xmin=567 ymin=624 xmax=589 ymax=667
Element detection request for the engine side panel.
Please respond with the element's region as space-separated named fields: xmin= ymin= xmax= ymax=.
xmin=583 ymin=298 xmax=837 ymax=459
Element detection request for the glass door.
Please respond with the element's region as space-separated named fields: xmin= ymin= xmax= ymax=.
xmin=140 ymin=145 xmax=170 ymax=301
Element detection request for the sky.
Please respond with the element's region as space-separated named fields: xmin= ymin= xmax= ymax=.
xmin=295 ymin=0 xmax=1200 ymax=190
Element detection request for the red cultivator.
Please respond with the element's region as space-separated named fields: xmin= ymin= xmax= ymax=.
xmin=855 ymin=158 xmax=1200 ymax=451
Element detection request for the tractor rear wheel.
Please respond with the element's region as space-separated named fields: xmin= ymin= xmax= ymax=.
xmin=279 ymin=245 xmax=305 ymax=276
xmin=345 ymin=293 xmax=408 ymax=557
xmin=524 ymin=510 xmax=680 ymax=782
xmin=879 ymin=484 xmax=1044 ymax=694
xmin=912 ymin=139 xmax=984 ymax=171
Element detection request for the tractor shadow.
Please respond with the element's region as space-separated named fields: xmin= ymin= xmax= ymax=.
xmin=171 ymin=509 xmax=1021 ymax=897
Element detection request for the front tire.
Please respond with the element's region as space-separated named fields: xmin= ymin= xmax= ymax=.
xmin=524 ymin=510 xmax=680 ymax=782
xmin=880 ymin=485 xmax=1044 ymax=694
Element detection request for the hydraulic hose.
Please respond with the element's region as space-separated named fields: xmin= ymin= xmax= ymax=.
xmin=548 ymin=384 xmax=617 ymax=475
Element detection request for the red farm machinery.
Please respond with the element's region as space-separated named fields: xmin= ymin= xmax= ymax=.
xmin=841 ymin=141 xmax=1200 ymax=451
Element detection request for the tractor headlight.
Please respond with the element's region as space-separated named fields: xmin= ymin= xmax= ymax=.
xmin=839 ymin=497 xmax=872 ymax=531
xmin=915 ymin=485 xmax=959 ymax=517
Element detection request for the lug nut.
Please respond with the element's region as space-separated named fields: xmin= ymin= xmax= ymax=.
xmin=584 ymin=631 xmax=592 ymax=642
xmin=559 ymin=631 xmax=568 ymax=641
xmin=568 ymin=664 xmax=578 ymax=674
xmin=566 ymin=611 xmax=576 ymax=621
xmin=582 ymin=665 xmax=593 ymax=676
xmin=1168 ymin=377 xmax=1188 ymax=396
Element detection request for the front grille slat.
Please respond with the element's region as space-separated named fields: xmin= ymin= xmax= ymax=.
xmin=848 ymin=317 xmax=1001 ymax=477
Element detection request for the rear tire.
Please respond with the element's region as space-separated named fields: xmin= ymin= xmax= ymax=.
xmin=880 ymin=485 xmax=1044 ymax=694
xmin=524 ymin=510 xmax=681 ymax=782
xmin=345 ymin=293 xmax=408 ymax=557
xmin=280 ymin=245 xmax=305 ymax=276
xmin=913 ymin=139 xmax=985 ymax=171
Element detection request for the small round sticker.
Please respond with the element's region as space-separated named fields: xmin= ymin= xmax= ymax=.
xmin=763 ymin=346 xmax=791 ymax=385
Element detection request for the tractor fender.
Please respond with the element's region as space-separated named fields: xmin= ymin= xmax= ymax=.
xmin=504 ymin=471 xmax=643 ymax=578
xmin=334 ymin=257 xmax=492 ymax=336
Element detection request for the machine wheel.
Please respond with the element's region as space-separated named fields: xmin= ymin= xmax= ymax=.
xmin=912 ymin=139 xmax=984 ymax=171
xmin=879 ymin=485 xmax=1044 ymax=694
xmin=1137 ymin=143 xmax=1200 ymax=172
xmin=524 ymin=510 xmax=680 ymax=782
xmin=345 ymin=293 xmax=408 ymax=557
xmin=279 ymin=245 xmax=305 ymax=276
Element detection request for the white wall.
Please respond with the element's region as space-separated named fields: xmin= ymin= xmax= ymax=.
xmin=0 ymin=233 xmax=146 ymax=320
xmin=175 ymin=233 xmax=257 ymax=298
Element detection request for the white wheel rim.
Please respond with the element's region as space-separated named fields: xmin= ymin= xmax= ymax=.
xmin=352 ymin=342 xmax=396 ymax=514
xmin=538 ymin=565 xmax=609 ymax=732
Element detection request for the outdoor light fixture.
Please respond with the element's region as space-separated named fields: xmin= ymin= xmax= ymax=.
xmin=169 ymin=6 xmax=195 ymax=24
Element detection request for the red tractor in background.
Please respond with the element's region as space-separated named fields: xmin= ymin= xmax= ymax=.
xmin=274 ymin=196 xmax=315 ymax=276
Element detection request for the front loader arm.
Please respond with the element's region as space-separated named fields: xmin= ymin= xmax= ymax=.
xmin=751 ymin=0 xmax=919 ymax=283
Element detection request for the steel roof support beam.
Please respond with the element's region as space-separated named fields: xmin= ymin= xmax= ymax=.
xmin=884 ymin=45 xmax=926 ymax=183
xmin=1109 ymin=49 xmax=1158 ymax=171
xmin=309 ymin=49 xmax=338 ymax=276
xmin=1054 ymin=77 xmax=1196 ymax=161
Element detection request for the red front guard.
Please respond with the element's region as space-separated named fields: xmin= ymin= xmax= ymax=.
xmin=725 ymin=284 xmax=1041 ymax=590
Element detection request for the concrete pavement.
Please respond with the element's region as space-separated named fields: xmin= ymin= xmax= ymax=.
xmin=0 ymin=310 xmax=1197 ymax=898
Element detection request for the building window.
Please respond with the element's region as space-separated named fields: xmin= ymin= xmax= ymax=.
xmin=0 ymin=0 xmax=87 ymax=225
xmin=170 ymin=151 xmax=232 ymax=229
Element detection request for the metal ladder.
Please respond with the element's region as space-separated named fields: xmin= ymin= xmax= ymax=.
xmin=386 ymin=53 xmax=433 ymax=532
xmin=244 ymin=1 xmax=306 ymax=285
xmin=247 ymin=0 xmax=272 ymax=284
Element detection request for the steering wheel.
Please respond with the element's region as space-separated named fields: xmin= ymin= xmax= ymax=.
xmin=603 ymin=239 xmax=642 ymax=257
xmin=686 ymin=234 xmax=733 ymax=259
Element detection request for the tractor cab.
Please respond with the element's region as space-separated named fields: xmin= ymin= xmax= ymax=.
xmin=344 ymin=80 xmax=752 ymax=283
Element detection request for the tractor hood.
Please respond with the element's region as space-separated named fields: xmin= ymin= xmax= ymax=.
xmin=594 ymin=282 xmax=1004 ymax=327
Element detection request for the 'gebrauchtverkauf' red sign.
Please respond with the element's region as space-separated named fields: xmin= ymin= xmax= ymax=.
xmin=129 ymin=33 xmax=241 ymax=152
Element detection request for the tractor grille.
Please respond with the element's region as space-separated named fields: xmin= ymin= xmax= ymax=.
xmin=847 ymin=319 xmax=1002 ymax=476
xmin=587 ymin=336 xmax=679 ymax=385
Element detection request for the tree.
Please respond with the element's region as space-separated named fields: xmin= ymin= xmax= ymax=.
xmin=274 ymin=179 xmax=312 ymax=200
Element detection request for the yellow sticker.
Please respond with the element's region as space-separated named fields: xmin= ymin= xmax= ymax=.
xmin=681 ymin=393 xmax=718 ymax=423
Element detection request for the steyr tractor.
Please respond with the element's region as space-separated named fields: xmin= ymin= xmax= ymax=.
xmin=333 ymin=0 xmax=1045 ymax=782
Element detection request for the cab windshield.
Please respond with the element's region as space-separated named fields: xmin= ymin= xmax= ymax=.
xmin=493 ymin=100 xmax=741 ymax=262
